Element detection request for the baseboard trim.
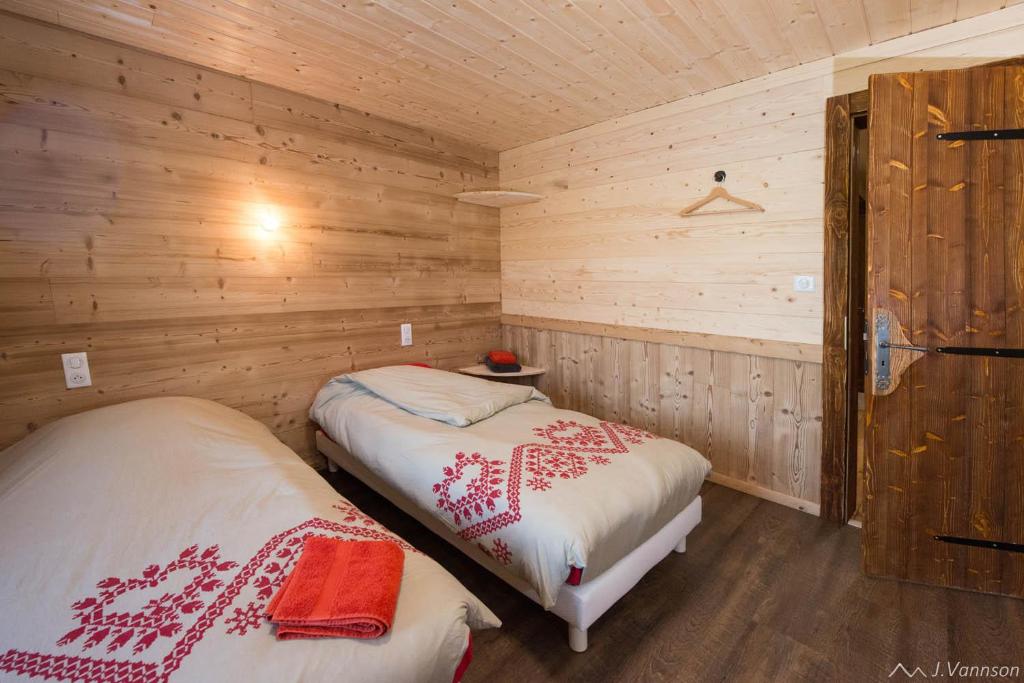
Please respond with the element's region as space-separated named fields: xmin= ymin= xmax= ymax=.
xmin=707 ymin=471 xmax=821 ymax=517
xmin=501 ymin=315 xmax=822 ymax=363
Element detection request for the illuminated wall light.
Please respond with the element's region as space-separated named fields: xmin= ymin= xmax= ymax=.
xmin=257 ymin=206 xmax=282 ymax=233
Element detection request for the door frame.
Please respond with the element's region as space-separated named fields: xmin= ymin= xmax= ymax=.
xmin=820 ymin=90 xmax=868 ymax=523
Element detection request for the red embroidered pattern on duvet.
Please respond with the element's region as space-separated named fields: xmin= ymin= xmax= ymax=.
xmin=432 ymin=419 xmax=657 ymax=561
xmin=0 ymin=502 xmax=416 ymax=683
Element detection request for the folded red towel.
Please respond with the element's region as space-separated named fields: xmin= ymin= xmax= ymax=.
xmin=487 ymin=350 xmax=517 ymax=365
xmin=265 ymin=537 xmax=404 ymax=640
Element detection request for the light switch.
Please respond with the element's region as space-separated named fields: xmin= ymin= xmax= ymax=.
xmin=61 ymin=352 xmax=92 ymax=389
xmin=400 ymin=323 xmax=413 ymax=347
xmin=793 ymin=275 xmax=816 ymax=293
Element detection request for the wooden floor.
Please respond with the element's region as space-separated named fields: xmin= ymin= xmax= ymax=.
xmin=326 ymin=474 xmax=1024 ymax=682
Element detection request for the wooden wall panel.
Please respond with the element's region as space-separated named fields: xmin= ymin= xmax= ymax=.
xmin=0 ymin=16 xmax=501 ymax=464
xmin=500 ymin=13 xmax=1024 ymax=351
xmin=499 ymin=14 xmax=1024 ymax=511
xmin=502 ymin=323 xmax=823 ymax=514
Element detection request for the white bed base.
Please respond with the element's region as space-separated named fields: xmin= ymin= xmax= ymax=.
xmin=316 ymin=430 xmax=701 ymax=653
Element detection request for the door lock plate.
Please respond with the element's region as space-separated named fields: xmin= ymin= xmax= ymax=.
xmin=874 ymin=311 xmax=891 ymax=393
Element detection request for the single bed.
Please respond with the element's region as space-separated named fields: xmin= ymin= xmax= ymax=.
xmin=310 ymin=365 xmax=711 ymax=652
xmin=0 ymin=397 xmax=499 ymax=683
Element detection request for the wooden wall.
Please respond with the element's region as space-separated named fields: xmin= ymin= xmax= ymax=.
xmin=499 ymin=7 xmax=1024 ymax=511
xmin=0 ymin=14 xmax=501 ymax=464
xmin=503 ymin=323 xmax=822 ymax=513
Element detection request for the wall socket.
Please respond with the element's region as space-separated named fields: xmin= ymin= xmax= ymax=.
xmin=793 ymin=275 xmax=816 ymax=293
xmin=61 ymin=352 xmax=92 ymax=389
xmin=400 ymin=323 xmax=413 ymax=347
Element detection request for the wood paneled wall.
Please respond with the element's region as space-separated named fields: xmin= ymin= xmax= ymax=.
xmin=503 ymin=323 xmax=822 ymax=513
xmin=499 ymin=8 xmax=1024 ymax=510
xmin=500 ymin=6 xmax=1024 ymax=350
xmin=0 ymin=14 xmax=500 ymax=464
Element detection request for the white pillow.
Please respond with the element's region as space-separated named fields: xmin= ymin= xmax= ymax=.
xmin=341 ymin=365 xmax=548 ymax=426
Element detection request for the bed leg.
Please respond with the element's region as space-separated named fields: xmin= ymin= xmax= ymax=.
xmin=326 ymin=458 xmax=339 ymax=474
xmin=674 ymin=537 xmax=686 ymax=553
xmin=568 ymin=624 xmax=588 ymax=653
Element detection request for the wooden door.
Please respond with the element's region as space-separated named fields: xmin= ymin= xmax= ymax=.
xmin=864 ymin=65 xmax=1024 ymax=596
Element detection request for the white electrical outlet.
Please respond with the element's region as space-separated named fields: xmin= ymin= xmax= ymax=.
xmin=400 ymin=323 xmax=413 ymax=347
xmin=61 ymin=352 xmax=92 ymax=389
xmin=793 ymin=275 xmax=816 ymax=293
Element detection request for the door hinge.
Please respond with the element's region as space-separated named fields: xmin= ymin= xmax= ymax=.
xmin=935 ymin=535 xmax=1024 ymax=554
xmin=936 ymin=128 xmax=1024 ymax=141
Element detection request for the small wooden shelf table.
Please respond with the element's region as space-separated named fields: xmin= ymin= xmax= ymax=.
xmin=458 ymin=364 xmax=546 ymax=386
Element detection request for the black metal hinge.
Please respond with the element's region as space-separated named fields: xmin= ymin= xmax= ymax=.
xmin=935 ymin=346 xmax=1024 ymax=358
xmin=935 ymin=535 xmax=1024 ymax=554
xmin=936 ymin=129 xmax=1024 ymax=141
xmin=879 ymin=342 xmax=1024 ymax=358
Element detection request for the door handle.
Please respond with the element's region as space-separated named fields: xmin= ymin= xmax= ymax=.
xmin=873 ymin=308 xmax=1024 ymax=395
xmin=872 ymin=309 xmax=926 ymax=396
xmin=879 ymin=341 xmax=927 ymax=353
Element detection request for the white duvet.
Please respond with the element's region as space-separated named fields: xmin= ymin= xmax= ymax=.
xmin=0 ymin=397 xmax=499 ymax=683
xmin=311 ymin=366 xmax=712 ymax=608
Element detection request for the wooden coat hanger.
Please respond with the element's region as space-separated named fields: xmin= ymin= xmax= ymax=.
xmin=680 ymin=171 xmax=765 ymax=216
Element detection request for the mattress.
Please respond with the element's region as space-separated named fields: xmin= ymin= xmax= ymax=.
xmin=0 ymin=397 xmax=499 ymax=683
xmin=310 ymin=365 xmax=712 ymax=608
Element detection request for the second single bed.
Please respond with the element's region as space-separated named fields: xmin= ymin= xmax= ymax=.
xmin=311 ymin=365 xmax=711 ymax=652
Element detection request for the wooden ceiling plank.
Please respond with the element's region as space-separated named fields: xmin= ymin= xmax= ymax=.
xmin=178 ymin=0 xmax=568 ymax=133
xmin=509 ymin=0 xmax=672 ymax=104
xmin=810 ymin=0 xmax=872 ymax=53
xmin=517 ymin=0 xmax=689 ymax=101
xmin=279 ymin=0 xmax=600 ymax=125
xmin=663 ymin=0 xmax=766 ymax=83
xmin=622 ymin=0 xmax=737 ymax=92
xmin=621 ymin=0 xmax=737 ymax=93
xmin=767 ymin=0 xmax=837 ymax=64
xmin=713 ymin=0 xmax=802 ymax=74
xmin=911 ymin=0 xmax=959 ymax=32
xmin=420 ymin=0 xmax=630 ymax=117
xmin=862 ymin=0 xmax=913 ymax=43
xmin=363 ymin=0 xmax=621 ymax=123
xmin=569 ymin=0 xmax=706 ymax=87
xmin=461 ymin=0 xmax=668 ymax=112
xmin=145 ymin=5 xmax=516 ymax=145
xmin=954 ymin=0 xmax=1007 ymax=20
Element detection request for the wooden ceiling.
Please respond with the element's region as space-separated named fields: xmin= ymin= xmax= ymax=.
xmin=1 ymin=0 xmax=1018 ymax=149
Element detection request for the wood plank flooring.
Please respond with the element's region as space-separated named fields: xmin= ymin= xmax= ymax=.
xmin=326 ymin=473 xmax=1024 ymax=682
